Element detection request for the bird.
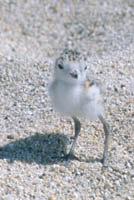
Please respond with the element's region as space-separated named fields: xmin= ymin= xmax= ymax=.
xmin=48 ymin=49 xmax=110 ymax=167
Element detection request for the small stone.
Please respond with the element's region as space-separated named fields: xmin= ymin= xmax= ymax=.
xmin=48 ymin=196 xmax=54 ymax=200
xmin=7 ymin=135 xmax=14 ymax=139
xmin=121 ymin=84 xmax=126 ymax=88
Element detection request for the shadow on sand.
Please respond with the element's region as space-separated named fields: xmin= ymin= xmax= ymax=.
xmin=0 ymin=132 xmax=104 ymax=166
xmin=0 ymin=132 xmax=69 ymax=165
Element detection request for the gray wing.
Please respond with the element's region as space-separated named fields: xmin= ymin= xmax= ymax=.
xmin=85 ymin=71 xmax=104 ymax=94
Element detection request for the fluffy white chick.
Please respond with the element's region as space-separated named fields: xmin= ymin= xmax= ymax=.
xmin=49 ymin=49 xmax=110 ymax=167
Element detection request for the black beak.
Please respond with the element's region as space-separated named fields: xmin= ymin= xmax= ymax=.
xmin=70 ymin=71 xmax=78 ymax=79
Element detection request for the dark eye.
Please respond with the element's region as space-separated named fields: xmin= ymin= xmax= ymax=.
xmin=58 ymin=64 xmax=64 ymax=69
xmin=84 ymin=66 xmax=87 ymax=70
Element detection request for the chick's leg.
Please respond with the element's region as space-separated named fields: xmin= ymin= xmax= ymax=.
xmin=64 ymin=117 xmax=81 ymax=160
xmin=99 ymin=115 xmax=110 ymax=167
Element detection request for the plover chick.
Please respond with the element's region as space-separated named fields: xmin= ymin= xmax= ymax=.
xmin=48 ymin=49 xmax=110 ymax=167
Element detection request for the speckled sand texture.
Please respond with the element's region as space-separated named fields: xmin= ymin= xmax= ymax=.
xmin=0 ymin=0 xmax=134 ymax=199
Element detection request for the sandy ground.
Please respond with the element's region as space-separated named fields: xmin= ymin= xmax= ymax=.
xmin=0 ymin=0 xmax=134 ymax=199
